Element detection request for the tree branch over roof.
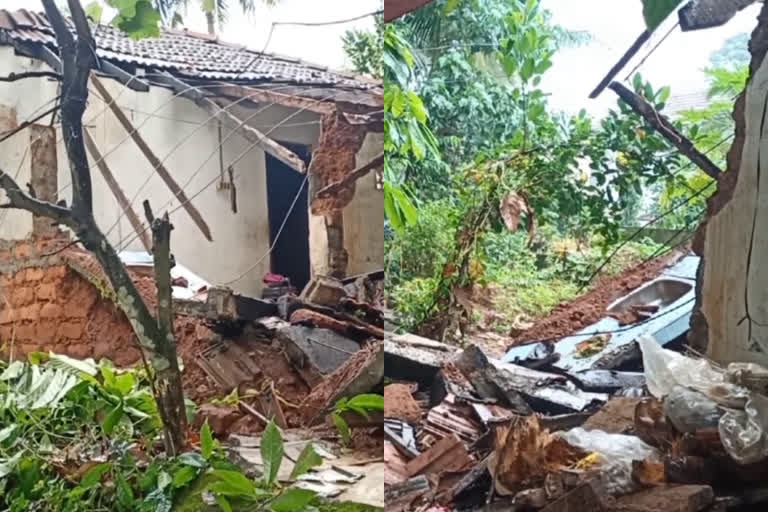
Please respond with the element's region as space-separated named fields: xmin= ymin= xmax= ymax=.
xmin=608 ymin=81 xmax=722 ymax=180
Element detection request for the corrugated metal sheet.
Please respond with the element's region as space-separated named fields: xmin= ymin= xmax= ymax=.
xmin=0 ymin=8 xmax=379 ymax=91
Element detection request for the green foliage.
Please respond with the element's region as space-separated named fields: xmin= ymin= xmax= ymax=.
xmin=384 ymin=24 xmax=441 ymax=232
xmin=108 ymin=0 xmax=162 ymax=39
xmin=642 ymin=0 xmax=684 ymax=31
xmin=343 ymin=12 xmax=383 ymax=79
xmin=0 ymin=356 xmax=336 ymax=512
xmin=260 ymin=421 xmax=283 ymax=487
xmin=331 ymin=394 xmax=384 ymax=446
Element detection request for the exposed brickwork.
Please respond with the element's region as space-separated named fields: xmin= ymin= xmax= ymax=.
xmin=0 ymin=238 xmax=219 ymax=400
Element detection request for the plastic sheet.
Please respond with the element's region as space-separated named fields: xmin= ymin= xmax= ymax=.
xmin=664 ymin=386 xmax=723 ymax=433
xmin=719 ymin=393 xmax=768 ymax=465
xmin=558 ymin=428 xmax=659 ymax=496
xmin=637 ymin=335 xmax=749 ymax=408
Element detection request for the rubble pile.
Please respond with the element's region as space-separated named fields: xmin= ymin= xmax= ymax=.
xmin=385 ymin=331 xmax=768 ymax=511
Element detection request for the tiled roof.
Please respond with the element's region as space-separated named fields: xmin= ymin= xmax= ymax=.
xmin=0 ymin=8 xmax=379 ymax=91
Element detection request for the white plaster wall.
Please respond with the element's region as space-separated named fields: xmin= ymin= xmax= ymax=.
xmin=0 ymin=46 xmax=325 ymax=297
xmin=345 ymin=132 xmax=384 ymax=276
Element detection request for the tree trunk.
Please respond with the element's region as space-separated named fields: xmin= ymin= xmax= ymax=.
xmin=690 ymin=2 xmax=768 ymax=365
xmin=206 ymin=11 xmax=216 ymax=35
xmin=0 ymin=0 xmax=188 ymax=454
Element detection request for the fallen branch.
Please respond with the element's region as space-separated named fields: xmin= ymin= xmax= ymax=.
xmin=0 ymin=71 xmax=62 ymax=82
xmin=608 ymin=81 xmax=722 ymax=180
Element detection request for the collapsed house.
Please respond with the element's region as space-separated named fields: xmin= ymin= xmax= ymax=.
xmin=0 ymin=10 xmax=385 ymax=507
xmin=0 ymin=8 xmax=383 ymax=297
xmin=384 ymin=252 xmax=768 ymax=511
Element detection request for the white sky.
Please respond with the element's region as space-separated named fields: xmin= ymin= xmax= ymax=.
xmin=541 ymin=0 xmax=760 ymax=117
xmin=3 ymin=0 xmax=759 ymax=116
xmin=4 ymin=0 xmax=380 ymax=72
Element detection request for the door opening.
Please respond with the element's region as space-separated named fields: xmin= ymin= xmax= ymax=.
xmin=265 ymin=142 xmax=312 ymax=292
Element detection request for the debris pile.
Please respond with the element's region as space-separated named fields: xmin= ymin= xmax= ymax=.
xmin=385 ymin=330 xmax=768 ymax=511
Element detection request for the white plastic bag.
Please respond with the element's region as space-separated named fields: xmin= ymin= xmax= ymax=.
xmin=637 ymin=335 xmax=749 ymax=408
xmin=719 ymin=393 xmax=768 ymax=464
xmin=557 ymin=428 xmax=659 ymax=496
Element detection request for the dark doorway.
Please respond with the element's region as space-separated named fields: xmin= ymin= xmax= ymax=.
xmin=265 ymin=142 xmax=312 ymax=292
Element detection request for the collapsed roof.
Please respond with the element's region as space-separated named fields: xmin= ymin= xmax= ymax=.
xmin=0 ymin=8 xmax=382 ymax=109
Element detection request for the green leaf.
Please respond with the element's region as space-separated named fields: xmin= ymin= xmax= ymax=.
xmin=407 ymin=91 xmax=427 ymax=124
xmin=215 ymin=495 xmax=233 ymax=512
xmin=0 ymin=425 xmax=18 ymax=447
xmin=346 ymin=394 xmax=385 ymax=411
xmin=0 ymin=453 xmax=22 ymax=479
xmin=157 ymin=471 xmax=172 ymax=491
xmin=85 ymin=1 xmax=104 ymax=23
xmin=102 ymin=402 xmax=124 ymax=435
xmin=443 ymin=0 xmax=460 ymax=14
xmin=271 ymin=488 xmax=317 ymax=512
xmin=110 ymin=0 xmax=161 ymax=39
xmin=172 ymin=466 xmax=198 ymax=488
xmin=331 ymin=413 xmax=350 ymax=445
xmin=657 ymin=85 xmax=671 ymax=104
xmin=642 ymin=0 xmax=684 ymax=31
xmin=81 ymin=463 xmax=112 ymax=489
xmin=289 ymin=444 xmax=323 ymax=480
xmin=1 ymin=361 xmax=25 ymax=380
xmin=390 ymin=89 xmax=406 ymax=118
xmin=208 ymin=470 xmax=257 ymax=497
xmin=178 ymin=452 xmax=208 ymax=468
xmin=521 ymin=58 xmax=535 ymax=82
xmin=117 ymin=472 xmax=135 ymax=509
xmin=48 ymin=352 xmax=98 ymax=376
xmin=201 ymin=421 xmax=215 ymax=460
xmin=261 ymin=421 xmax=284 ymax=487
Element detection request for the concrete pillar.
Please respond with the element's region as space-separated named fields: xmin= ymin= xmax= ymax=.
xmin=29 ymin=124 xmax=58 ymax=238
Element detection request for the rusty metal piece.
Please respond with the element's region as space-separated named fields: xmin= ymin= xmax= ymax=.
xmin=405 ymin=434 xmax=472 ymax=478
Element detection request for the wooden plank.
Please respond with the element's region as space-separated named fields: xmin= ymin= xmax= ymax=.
xmin=83 ymin=128 xmax=152 ymax=251
xmin=213 ymin=83 xmax=335 ymax=114
xmin=90 ymin=75 xmax=213 ymax=241
xmin=149 ymin=72 xmax=307 ymax=174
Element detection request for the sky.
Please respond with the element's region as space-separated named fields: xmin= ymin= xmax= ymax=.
xmin=5 ymin=0 xmax=381 ymax=72
xmin=540 ymin=0 xmax=760 ymax=117
xmin=4 ymin=0 xmax=758 ymax=118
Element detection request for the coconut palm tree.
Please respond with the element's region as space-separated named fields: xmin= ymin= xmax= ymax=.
xmin=155 ymin=0 xmax=279 ymax=34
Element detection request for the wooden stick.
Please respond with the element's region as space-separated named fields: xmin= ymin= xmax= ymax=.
xmin=91 ymin=75 xmax=214 ymax=241
xmin=589 ymin=30 xmax=650 ymax=99
xmin=315 ymin=153 xmax=384 ymax=198
xmin=608 ymin=81 xmax=722 ymax=180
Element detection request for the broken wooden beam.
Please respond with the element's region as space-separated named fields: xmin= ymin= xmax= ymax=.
xmin=405 ymin=434 xmax=472 ymax=477
xmin=149 ymin=71 xmax=307 ymax=174
xmin=589 ymin=30 xmax=650 ymax=99
xmin=212 ymin=83 xmax=336 ymax=114
xmin=83 ymin=128 xmax=152 ymax=251
xmin=97 ymin=61 xmax=150 ymax=92
xmin=615 ymin=485 xmax=714 ymax=512
xmin=315 ymin=153 xmax=384 ymax=199
xmin=608 ymin=81 xmax=722 ymax=180
xmin=90 ymin=76 xmax=214 ymax=241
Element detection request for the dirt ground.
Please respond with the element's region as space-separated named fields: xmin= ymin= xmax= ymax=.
xmin=508 ymin=251 xmax=684 ymax=347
